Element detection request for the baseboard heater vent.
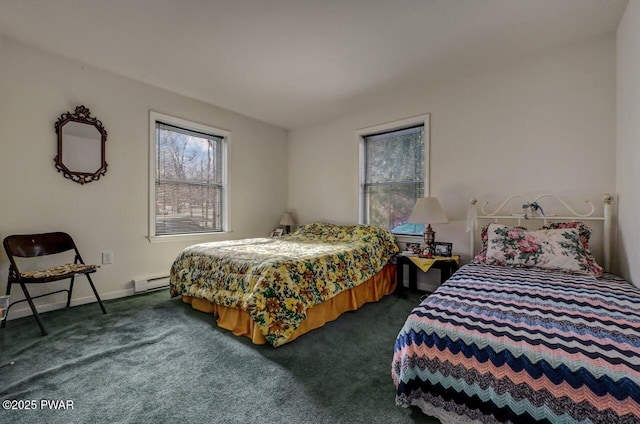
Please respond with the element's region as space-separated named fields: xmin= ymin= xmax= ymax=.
xmin=133 ymin=275 xmax=170 ymax=293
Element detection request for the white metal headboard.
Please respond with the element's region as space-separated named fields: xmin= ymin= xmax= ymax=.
xmin=467 ymin=194 xmax=614 ymax=271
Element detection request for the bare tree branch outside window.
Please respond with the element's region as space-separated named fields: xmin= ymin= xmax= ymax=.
xmin=155 ymin=122 xmax=223 ymax=235
xmin=363 ymin=125 xmax=424 ymax=235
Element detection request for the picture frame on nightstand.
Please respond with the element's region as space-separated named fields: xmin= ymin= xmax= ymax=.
xmin=270 ymin=228 xmax=284 ymax=237
xmin=434 ymin=242 xmax=453 ymax=257
xmin=405 ymin=242 xmax=422 ymax=254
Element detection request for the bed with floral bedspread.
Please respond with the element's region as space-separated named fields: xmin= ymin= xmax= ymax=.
xmin=170 ymin=223 xmax=399 ymax=347
xmin=392 ymin=262 xmax=640 ymax=423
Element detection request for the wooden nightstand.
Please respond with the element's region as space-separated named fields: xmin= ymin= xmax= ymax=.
xmin=395 ymin=254 xmax=459 ymax=297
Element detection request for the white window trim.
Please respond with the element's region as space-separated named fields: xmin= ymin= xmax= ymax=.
xmin=148 ymin=111 xmax=230 ymax=243
xmin=356 ymin=114 xmax=430 ymax=228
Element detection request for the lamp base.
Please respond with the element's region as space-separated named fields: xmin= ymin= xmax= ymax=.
xmin=422 ymin=224 xmax=436 ymax=257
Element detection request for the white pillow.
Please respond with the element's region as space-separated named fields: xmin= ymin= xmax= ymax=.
xmin=485 ymin=224 xmax=598 ymax=275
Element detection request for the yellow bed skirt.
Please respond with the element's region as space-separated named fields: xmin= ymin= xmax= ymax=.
xmin=181 ymin=264 xmax=397 ymax=345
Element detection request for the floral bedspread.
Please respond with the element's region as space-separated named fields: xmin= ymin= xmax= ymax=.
xmin=170 ymin=223 xmax=399 ymax=346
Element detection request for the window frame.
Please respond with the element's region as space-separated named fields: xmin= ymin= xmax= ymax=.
xmin=148 ymin=111 xmax=230 ymax=243
xmin=357 ymin=114 xmax=430 ymax=238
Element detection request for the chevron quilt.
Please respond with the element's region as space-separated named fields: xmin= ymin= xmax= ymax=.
xmin=392 ymin=263 xmax=640 ymax=423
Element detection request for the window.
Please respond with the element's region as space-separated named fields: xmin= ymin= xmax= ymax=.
xmin=149 ymin=112 xmax=228 ymax=239
xmin=359 ymin=115 xmax=429 ymax=236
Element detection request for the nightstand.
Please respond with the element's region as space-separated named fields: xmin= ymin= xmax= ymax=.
xmin=395 ymin=254 xmax=459 ymax=297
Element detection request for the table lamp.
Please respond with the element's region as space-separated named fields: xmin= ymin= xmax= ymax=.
xmin=407 ymin=197 xmax=449 ymax=257
xmin=280 ymin=212 xmax=295 ymax=234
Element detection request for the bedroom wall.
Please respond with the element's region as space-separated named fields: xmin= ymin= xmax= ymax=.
xmin=616 ymin=0 xmax=640 ymax=286
xmin=288 ymin=36 xmax=617 ymax=284
xmin=0 ymin=37 xmax=289 ymax=318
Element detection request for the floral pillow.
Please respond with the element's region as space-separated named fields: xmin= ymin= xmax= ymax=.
xmin=472 ymin=224 xmax=490 ymax=263
xmin=540 ymin=221 xmax=592 ymax=251
xmin=539 ymin=221 xmax=602 ymax=276
xmin=474 ymin=223 xmax=526 ymax=263
xmin=484 ymin=223 xmax=602 ymax=276
xmin=290 ymin=222 xmax=344 ymax=240
xmin=290 ymin=222 xmax=397 ymax=246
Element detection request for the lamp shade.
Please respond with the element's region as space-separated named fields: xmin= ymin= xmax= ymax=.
xmin=279 ymin=212 xmax=295 ymax=226
xmin=407 ymin=197 xmax=449 ymax=225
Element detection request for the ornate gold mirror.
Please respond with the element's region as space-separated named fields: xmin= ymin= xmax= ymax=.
xmin=54 ymin=105 xmax=108 ymax=184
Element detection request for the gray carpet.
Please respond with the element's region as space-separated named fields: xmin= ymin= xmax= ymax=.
xmin=0 ymin=289 xmax=440 ymax=423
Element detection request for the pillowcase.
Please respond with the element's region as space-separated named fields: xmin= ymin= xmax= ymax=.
xmin=484 ymin=223 xmax=602 ymax=276
xmin=473 ymin=223 xmax=491 ymax=263
xmin=539 ymin=221 xmax=602 ymax=276
xmin=540 ymin=221 xmax=592 ymax=251
xmin=474 ymin=223 xmax=526 ymax=263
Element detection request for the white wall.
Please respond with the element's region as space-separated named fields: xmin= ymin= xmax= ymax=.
xmin=0 ymin=37 xmax=288 ymax=318
xmin=616 ymin=0 xmax=640 ymax=286
xmin=289 ymin=36 xmax=617 ymax=277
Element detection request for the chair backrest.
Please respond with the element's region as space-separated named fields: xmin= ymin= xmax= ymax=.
xmin=3 ymin=232 xmax=77 ymax=259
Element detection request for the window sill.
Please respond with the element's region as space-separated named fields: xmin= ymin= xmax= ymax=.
xmin=393 ymin=234 xmax=424 ymax=243
xmin=147 ymin=231 xmax=233 ymax=244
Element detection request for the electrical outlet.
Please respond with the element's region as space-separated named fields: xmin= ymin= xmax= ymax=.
xmin=102 ymin=251 xmax=113 ymax=264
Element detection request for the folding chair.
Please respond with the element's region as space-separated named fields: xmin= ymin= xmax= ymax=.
xmin=1 ymin=232 xmax=107 ymax=335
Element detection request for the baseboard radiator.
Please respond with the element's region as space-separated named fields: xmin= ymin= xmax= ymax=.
xmin=133 ymin=275 xmax=170 ymax=293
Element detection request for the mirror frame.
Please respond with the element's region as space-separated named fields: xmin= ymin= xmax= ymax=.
xmin=54 ymin=105 xmax=108 ymax=184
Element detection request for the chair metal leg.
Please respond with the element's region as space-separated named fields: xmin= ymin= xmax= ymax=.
xmin=85 ymin=274 xmax=107 ymax=314
xmin=0 ymin=282 xmax=11 ymax=329
xmin=19 ymin=283 xmax=48 ymax=336
xmin=2 ymin=275 xmax=105 ymax=335
xmin=67 ymin=275 xmax=75 ymax=308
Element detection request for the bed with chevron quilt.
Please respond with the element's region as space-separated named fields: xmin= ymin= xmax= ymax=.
xmin=391 ymin=262 xmax=640 ymax=423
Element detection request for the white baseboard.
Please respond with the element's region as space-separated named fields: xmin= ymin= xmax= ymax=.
xmin=5 ymin=288 xmax=137 ymax=321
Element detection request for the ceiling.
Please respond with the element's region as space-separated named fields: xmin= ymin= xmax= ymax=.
xmin=0 ymin=0 xmax=628 ymax=130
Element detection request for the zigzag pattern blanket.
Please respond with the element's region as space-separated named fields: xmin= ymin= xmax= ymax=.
xmin=392 ymin=263 xmax=640 ymax=423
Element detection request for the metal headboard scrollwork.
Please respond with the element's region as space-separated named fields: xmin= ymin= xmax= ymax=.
xmin=467 ymin=194 xmax=614 ymax=271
